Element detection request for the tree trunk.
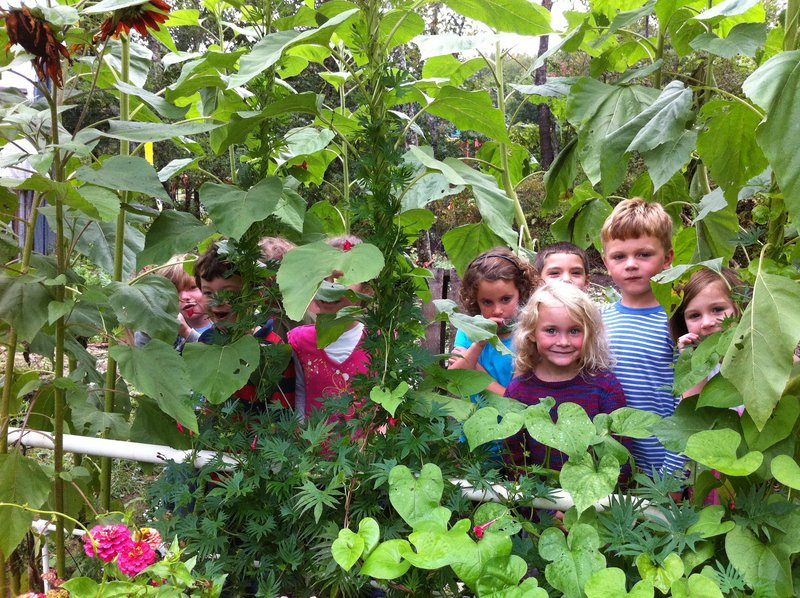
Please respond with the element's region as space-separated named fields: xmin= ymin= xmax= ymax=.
xmin=535 ymin=0 xmax=555 ymax=169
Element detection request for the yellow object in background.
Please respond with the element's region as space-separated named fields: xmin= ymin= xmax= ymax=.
xmin=144 ymin=142 xmax=154 ymax=165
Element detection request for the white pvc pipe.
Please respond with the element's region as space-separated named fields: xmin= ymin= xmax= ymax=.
xmin=8 ymin=427 xmax=236 ymax=469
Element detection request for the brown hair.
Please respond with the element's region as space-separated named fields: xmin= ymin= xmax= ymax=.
xmin=601 ymin=198 xmax=673 ymax=253
xmin=534 ymin=242 xmax=589 ymax=276
xmin=514 ymin=282 xmax=613 ymax=376
xmin=194 ymin=241 xmax=238 ymax=287
xmin=459 ymin=247 xmax=537 ymax=316
xmin=669 ymin=267 xmax=746 ymax=342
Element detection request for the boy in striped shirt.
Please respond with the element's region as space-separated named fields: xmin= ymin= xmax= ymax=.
xmin=600 ymin=199 xmax=684 ymax=476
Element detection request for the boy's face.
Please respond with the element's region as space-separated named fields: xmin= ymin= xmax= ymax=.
xmin=603 ymin=236 xmax=673 ymax=308
xmin=540 ymin=253 xmax=589 ymax=290
xmin=200 ymin=275 xmax=243 ymax=324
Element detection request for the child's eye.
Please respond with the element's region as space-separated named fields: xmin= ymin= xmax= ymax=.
xmin=501 ymin=296 xmax=514 ymax=303
xmin=570 ymin=270 xmax=584 ymax=277
xmin=569 ymin=328 xmax=582 ymax=335
xmin=544 ymin=327 xmax=557 ymax=334
xmin=685 ymin=312 xmax=700 ymax=320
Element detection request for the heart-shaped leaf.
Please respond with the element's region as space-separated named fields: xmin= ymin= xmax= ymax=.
xmin=525 ymin=398 xmax=598 ymax=459
xmin=687 ymin=505 xmax=735 ymax=538
xmin=182 ymin=336 xmax=261 ymax=405
xmin=332 ymin=528 xmax=365 ymax=571
xmin=560 ymin=453 xmax=620 ymax=514
xmin=684 ymin=429 xmax=763 ymax=476
xmin=359 ymin=539 xmax=411 ymax=580
xmin=463 ymin=407 xmax=524 ymax=450
xmin=771 ymin=454 xmax=800 ymax=490
xmin=370 ymin=382 xmax=409 ymax=417
xmin=540 ymin=524 xmax=606 ymax=598
xmin=388 ymin=464 xmax=449 ymax=528
xmin=200 ymin=177 xmax=283 ymax=239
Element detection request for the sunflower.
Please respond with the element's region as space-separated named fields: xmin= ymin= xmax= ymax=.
xmin=3 ymin=6 xmax=70 ymax=88
xmin=97 ymin=0 xmax=171 ymax=40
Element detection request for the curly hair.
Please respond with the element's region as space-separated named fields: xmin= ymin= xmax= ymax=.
xmin=513 ymin=282 xmax=613 ymax=377
xmin=458 ymin=247 xmax=537 ymax=316
xmin=669 ymin=267 xmax=746 ymax=342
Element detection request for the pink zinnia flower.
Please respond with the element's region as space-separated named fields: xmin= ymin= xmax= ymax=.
xmin=135 ymin=527 xmax=163 ymax=552
xmin=84 ymin=524 xmax=133 ymax=562
xmin=117 ymin=540 xmax=157 ymax=576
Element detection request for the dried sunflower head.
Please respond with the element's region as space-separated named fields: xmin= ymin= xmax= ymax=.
xmin=97 ymin=0 xmax=171 ymax=40
xmin=3 ymin=6 xmax=70 ymax=88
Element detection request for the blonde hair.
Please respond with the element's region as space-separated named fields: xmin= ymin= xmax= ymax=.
xmin=601 ymin=198 xmax=673 ymax=253
xmin=514 ymin=282 xmax=613 ymax=376
xmin=259 ymin=237 xmax=295 ymax=263
xmin=156 ymin=253 xmax=197 ymax=292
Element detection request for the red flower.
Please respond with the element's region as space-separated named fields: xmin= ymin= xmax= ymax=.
xmin=342 ymin=240 xmax=353 ymax=251
xmin=472 ymin=517 xmax=498 ymax=539
xmin=117 ymin=540 xmax=157 ymax=576
xmin=3 ymin=7 xmax=70 ymax=88
xmin=97 ymin=0 xmax=171 ymax=40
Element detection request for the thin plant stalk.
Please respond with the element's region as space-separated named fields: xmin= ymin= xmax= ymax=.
xmin=101 ymin=34 xmax=131 ymax=511
xmin=494 ymin=42 xmax=532 ymax=250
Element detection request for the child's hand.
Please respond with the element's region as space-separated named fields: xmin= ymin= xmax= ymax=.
xmin=447 ymin=346 xmax=468 ymax=368
xmin=677 ymin=332 xmax=700 ymax=352
xmin=177 ymin=313 xmax=192 ymax=339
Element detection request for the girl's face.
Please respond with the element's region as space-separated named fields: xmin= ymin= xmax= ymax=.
xmin=683 ymin=282 xmax=737 ymax=338
xmin=476 ymin=279 xmax=520 ymax=327
xmin=532 ymin=304 xmax=584 ymax=380
xmin=178 ymin=285 xmax=208 ymax=327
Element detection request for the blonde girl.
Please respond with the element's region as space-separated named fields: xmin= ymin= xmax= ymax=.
xmin=505 ymin=282 xmax=625 ymax=471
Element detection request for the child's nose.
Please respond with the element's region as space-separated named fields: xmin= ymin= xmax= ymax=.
xmin=559 ymin=272 xmax=572 ymax=283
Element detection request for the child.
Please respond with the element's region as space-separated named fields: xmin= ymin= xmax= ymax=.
xmin=134 ymin=253 xmax=211 ymax=351
xmin=600 ymin=198 xmax=684 ymax=476
xmin=669 ymin=267 xmax=745 ymax=398
xmin=288 ymin=235 xmax=371 ymax=419
xmin=448 ymin=247 xmax=537 ymax=395
xmin=534 ymin=242 xmax=590 ymax=290
xmin=194 ymin=240 xmax=295 ymax=409
xmin=504 ymin=282 xmax=625 ymax=471
xmin=258 ymin=236 xmax=296 ymax=338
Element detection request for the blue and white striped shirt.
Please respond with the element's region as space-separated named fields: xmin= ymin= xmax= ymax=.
xmin=602 ymin=302 xmax=684 ymax=475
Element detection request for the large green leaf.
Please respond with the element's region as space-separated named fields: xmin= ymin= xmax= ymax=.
xmin=609 ymin=407 xmax=663 ymax=439
xmin=585 ymin=567 xmax=655 ymax=598
xmin=550 ymin=182 xmax=612 ymax=250
xmin=524 ymin=398 xmax=598 ymax=460
xmin=114 ymin=82 xmax=189 ymax=120
xmin=111 ymin=341 xmax=198 ymax=433
xmin=414 ymin=33 xmax=500 ymax=59
xmin=18 ymin=176 xmax=120 ymax=222
xmin=388 ymin=464 xmax=450 ymax=528
xmin=129 ymin=395 xmax=192 ymax=449
xmin=199 ymin=177 xmax=283 ymax=239
xmin=462 ymin=407 xmax=524 ymax=450
xmin=670 ymin=574 xmax=725 ymax=598
xmin=540 ymin=524 xmax=606 ymax=598
xmin=442 ymin=0 xmax=551 ymax=35
xmin=442 ymin=223 xmax=506 ymax=277
xmin=694 ymin=0 xmax=761 ymax=19
xmin=228 ymin=10 xmax=359 ymax=88
xmin=635 ymin=553 xmax=684 ymax=594
xmin=725 ymin=526 xmax=793 ymax=597
xmin=560 ymin=453 xmax=620 ymax=514
xmin=182 ymin=336 xmax=261 ymax=405
xmin=542 ymin=136 xmax=578 ymax=213
xmin=426 ymin=87 xmax=511 ymax=144
xmin=600 ymin=81 xmax=693 ymax=194
xmin=138 ymin=210 xmax=215 ymax=269
xmin=721 ymin=271 xmax=800 ymax=429
xmin=102 ymin=120 xmax=223 ymax=145
xmin=684 ymin=429 xmax=763 ymax=476
xmin=651 ymin=396 xmax=741 ymax=453
xmin=741 ymin=395 xmax=800 ymax=451
xmin=359 ymin=539 xmax=412 ymax=579
xmin=277 ymin=241 xmax=385 ymax=321
xmin=745 ymin=52 xmax=800 ymax=224
xmin=696 ymin=100 xmax=766 ymax=198
xmin=0 ymin=273 xmax=51 ymax=342
xmin=68 ymin=213 xmax=145 ymax=279
xmin=0 ymin=451 xmax=51 ymax=555
xmin=75 ymin=156 xmax=171 ymax=203
xmin=689 ymin=22 xmax=767 ymax=58
xmin=567 ymin=77 xmax=658 ymax=185
xmin=332 ymin=528 xmax=365 ymax=571
xmin=400 ymin=519 xmax=471 ymax=569
xmin=643 ymin=129 xmax=697 ymax=192
xmin=109 ymin=277 xmax=179 ymax=344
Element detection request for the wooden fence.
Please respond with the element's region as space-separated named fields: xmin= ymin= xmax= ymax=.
xmin=421 ymin=267 xmax=462 ymax=355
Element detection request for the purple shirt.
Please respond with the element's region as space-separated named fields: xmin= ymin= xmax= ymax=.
xmin=504 ymin=370 xmax=626 ymax=472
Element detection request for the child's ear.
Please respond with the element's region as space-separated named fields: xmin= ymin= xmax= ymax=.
xmin=662 ymin=248 xmax=675 ymax=270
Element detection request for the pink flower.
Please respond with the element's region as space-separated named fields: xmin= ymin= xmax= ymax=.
xmin=117 ymin=540 xmax=157 ymax=576
xmin=473 ymin=517 xmax=498 ymax=539
xmin=84 ymin=524 xmax=133 ymax=562
xmin=136 ymin=527 xmax=163 ymax=552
